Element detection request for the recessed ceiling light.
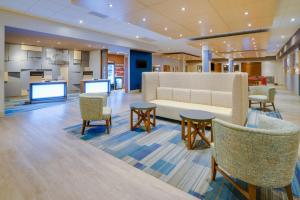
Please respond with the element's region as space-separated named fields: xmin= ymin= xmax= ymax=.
xmin=223 ymin=41 xmax=226 ymax=44
xmin=108 ymin=3 xmax=113 ymax=8
xmin=181 ymin=7 xmax=186 ymax=11
xmin=244 ymin=11 xmax=249 ymax=15
xmin=179 ymin=34 xmax=183 ymax=37
xmin=251 ymin=37 xmax=255 ymax=41
xmin=198 ymin=20 xmax=202 ymax=24
xmin=281 ymin=35 xmax=285 ymax=39
xmin=248 ymin=23 xmax=252 ymax=27
xmin=142 ymin=17 xmax=146 ymax=22
xmin=164 ymin=27 xmax=168 ymax=31
xmin=209 ymin=29 xmax=213 ymax=33
xmin=79 ymin=20 xmax=83 ymax=24
xmin=36 ymin=40 xmax=40 ymax=43
xmin=136 ymin=35 xmax=140 ymax=39
xmin=291 ymin=18 xmax=295 ymax=22
xmin=57 ymin=41 xmax=61 ymax=45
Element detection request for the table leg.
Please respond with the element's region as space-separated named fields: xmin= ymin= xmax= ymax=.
xmin=181 ymin=119 xmax=185 ymax=140
xmin=210 ymin=120 xmax=213 ymax=143
xmin=187 ymin=120 xmax=192 ymax=150
xmin=130 ymin=109 xmax=133 ymax=131
xmin=153 ymin=108 xmax=156 ymax=127
xmin=147 ymin=110 xmax=151 ymax=133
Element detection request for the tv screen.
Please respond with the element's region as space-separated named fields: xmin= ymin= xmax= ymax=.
xmin=136 ymin=59 xmax=147 ymax=68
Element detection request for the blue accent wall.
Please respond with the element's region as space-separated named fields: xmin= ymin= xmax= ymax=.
xmin=130 ymin=50 xmax=152 ymax=90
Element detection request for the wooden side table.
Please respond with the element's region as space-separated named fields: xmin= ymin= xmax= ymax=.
xmin=130 ymin=102 xmax=156 ymax=133
xmin=180 ymin=110 xmax=215 ymax=150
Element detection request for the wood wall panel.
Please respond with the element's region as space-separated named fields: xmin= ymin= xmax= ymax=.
xmin=215 ymin=63 xmax=222 ymax=72
xmin=241 ymin=62 xmax=261 ymax=76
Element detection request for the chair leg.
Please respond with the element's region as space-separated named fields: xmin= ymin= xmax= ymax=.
xmin=259 ymin=102 xmax=262 ymax=110
xmin=106 ymin=119 xmax=110 ymax=134
xmin=110 ymin=116 xmax=112 ymax=126
xmin=285 ymin=184 xmax=293 ymax=200
xmin=248 ymin=184 xmax=256 ymax=200
xmin=211 ymin=156 xmax=217 ymax=181
xmin=81 ymin=120 xmax=86 ymax=135
xmin=272 ymin=102 xmax=276 ymax=111
xmin=249 ymin=100 xmax=251 ymax=108
xmin=87 ymin=120 xmax=90 ymax=126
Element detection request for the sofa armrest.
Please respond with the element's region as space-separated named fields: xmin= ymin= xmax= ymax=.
xmin=231 ymin=73 xmax=248 ymax=125
xmin=142 ymin=72 xmax=160 ymax=102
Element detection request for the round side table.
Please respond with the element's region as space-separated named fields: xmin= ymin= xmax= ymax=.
xmin=180 ymin=110 xmax=215 ymax=150
xmin=130 ymin=102 xmax=156 ymax=133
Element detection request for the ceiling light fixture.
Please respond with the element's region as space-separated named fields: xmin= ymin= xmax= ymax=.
xmin=57 ymin=41 xmax=61 ymax=45
xmin=198 ymin=20 xmax=202 ymax=24
xmin=223 ymin=41 xmax=226 ymax=44
xmin=36 ymin=40 xmax=40 ymax=43
xmin=164 ymin=27 xmax=168 ymax=31
xmin=209 ymin=29 xmax=213 ymax=33
xmin=108 ymin=3 xmax=113 ymax=8
xmin=142 ymin=17 xmax=146 ymax=22
xmin=281 ymin=35 xmax=285 ymax=39
xmin=135 ymin=35 xmax=140 ymax=39
xmin=291 ymin=18 xmax=295 ymax=22
xmin=244 ymin=11 xmax=249 ymax=15
xmin=179 ymin=34 xmax=183 ymax=37
xmin=251 ymin=37 xmax=255 ymax=41
xmin=181 ymin=7 xmax=186 ymax=11
xmin=248 ymin=23 xmax=252 ymax=27
xmin=79 ymin=20 xmax=83 ymax=24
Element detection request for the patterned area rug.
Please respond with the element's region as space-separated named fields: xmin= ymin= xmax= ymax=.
xmin=64 ymin=109 xmax=300 ymax=200
xmin=5 ymin=93 xmax=79 ymax=116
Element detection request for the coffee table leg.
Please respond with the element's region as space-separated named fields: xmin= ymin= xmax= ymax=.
xmin=181 ymin=119 xmax=185 ymax=140
xmin=147 ymin=110 xmax=151 ymax=133
xmin=187 ymin=120 xmax=192 ymax=150
xmin=130 ymin=109 xmax=133 ymax=131
xmin=153 ymin=108 xmax=156 ymax=127
xmin=210 ymin=120 xmax=213 ymax=143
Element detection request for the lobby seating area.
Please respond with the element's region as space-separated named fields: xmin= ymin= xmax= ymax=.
xmin=0 ymin=1 xmax=300 ymax=200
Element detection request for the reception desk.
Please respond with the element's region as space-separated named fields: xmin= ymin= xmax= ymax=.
xmin=80 ymin=79 xmax=110 ymax=94
xmin=30 ymin=81 xmax=67 ymax=103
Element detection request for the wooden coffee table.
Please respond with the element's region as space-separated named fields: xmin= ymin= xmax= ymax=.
xmin=180 ymin=110 xmax=215 ymax=150
xmin=130 ymin=102 xmax=156 ymax=133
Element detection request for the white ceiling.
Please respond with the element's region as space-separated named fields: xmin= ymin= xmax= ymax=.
xmin=0 ymin=0 xmax=299 ymax=58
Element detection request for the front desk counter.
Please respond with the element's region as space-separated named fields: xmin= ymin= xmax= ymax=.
xmin=80 ymin=79 xmax=110 ymax=94
xmin=29 ymin=81 xmax=67 ymax=104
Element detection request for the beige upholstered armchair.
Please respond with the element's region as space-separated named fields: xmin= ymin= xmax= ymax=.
xmin=211 ymin=115 xmax=300 ymax=200
xmin=79 ymin=93 xmax=112 ymax=135
xmin=248 ymin=86 xmax=276 ymax=111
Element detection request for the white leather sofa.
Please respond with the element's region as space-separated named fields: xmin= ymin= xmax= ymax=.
xmin=142 ymin=72 xmax=248 ymax=125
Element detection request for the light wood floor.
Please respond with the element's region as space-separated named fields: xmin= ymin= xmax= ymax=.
xmin=0 ymin=88 xmax=299 ymax=200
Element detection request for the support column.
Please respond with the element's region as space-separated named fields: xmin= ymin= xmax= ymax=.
xmin=0 ymin=24 xmax=4 ymax=117
xmin=228 ymin=58 xmax=234 ymax=72
xmin=202 ymin=45 xmax=211 ymax=72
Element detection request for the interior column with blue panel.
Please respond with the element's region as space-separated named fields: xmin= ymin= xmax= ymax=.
xmin=129 ymin=50 xmax=152 ymax=91
xmin=0 ymin=24 xmax=4 ymax=117
xmin=202 ymin=45 xmax=211 ymax=72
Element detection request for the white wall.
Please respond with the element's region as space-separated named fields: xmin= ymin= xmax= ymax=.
xmin=0 ymin=24 xmax=4 ymax=117
xmin=89 ymin=50 xmax=101 ymax=79
xmin=261 ymin=60 xmax=284 ymax=85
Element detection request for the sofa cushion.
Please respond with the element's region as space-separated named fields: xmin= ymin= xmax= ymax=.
xmin=172 ymin=88 xmax=190 ymax=103
xmin=211 ymin=91 xmax=232 ymax=108
xmin=157 ymin=87 xmax=173 ymax=100
xmin=190 ymin=89 xmax=211 ymax=105
xmin=150 ymin=99 xmax=232 ymax=122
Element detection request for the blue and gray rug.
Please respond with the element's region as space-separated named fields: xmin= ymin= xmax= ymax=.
xmin=64 ymin=109 xmax=300 ymax=200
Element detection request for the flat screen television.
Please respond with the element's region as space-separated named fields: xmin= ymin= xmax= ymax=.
xmin=136 ymin=59 xmax=147 ymax=68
